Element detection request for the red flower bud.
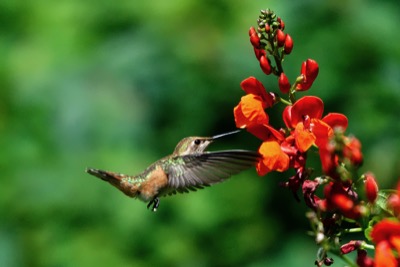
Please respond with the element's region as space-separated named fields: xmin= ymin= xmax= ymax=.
xmin=250 ymin=32 xmax=260 ymax=48
xmin=364 ymin=172 xmax=378 ymax=203
xmin=265 ymin=23 xmax=270 ymax=33
xmin=340 ymin=240 xmax=362 ymax=254
xmin=259 ymin=55 xmax=272 ymax=75
xmin=276 ymin=29 xmax=286 ymax=47
xmin=277 ymin=17 xmax=285 ymax=30
xmin=249 ymin=26 xmax=256 ymax=36
xmin=253 ymin=47 xmax=266 ymax=60
xmin=284 ymin=34 xmax=293 ymax=54
xmin=278 ymin=72 xmax=290 ymax=94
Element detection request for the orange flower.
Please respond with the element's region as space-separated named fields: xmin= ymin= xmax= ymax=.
xmin=234 ymin=77 xmax=275 ymax=140
xmin=371 ymin=219 xmax=400 ymax=267
xmin=257 ymin=137 xmax=289 ymax=176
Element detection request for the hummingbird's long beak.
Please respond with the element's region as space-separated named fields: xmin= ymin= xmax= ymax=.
xmin=212 ymin=129 xmax=241 ymax=140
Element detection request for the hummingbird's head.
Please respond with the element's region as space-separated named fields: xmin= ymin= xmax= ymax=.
xmin=173 ymin=130 xmax=241 ymax=156
xmin=173 ymin=137 xmax=213 ymax=155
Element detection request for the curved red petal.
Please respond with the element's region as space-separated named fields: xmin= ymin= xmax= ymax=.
xmin=240 ymin=77 xmax=273 ymax=107
xmin=322 ymin=113 xmax=348 ymax=131
xmin=290 ymin=96 xmax=324 ymax=126
xmin=371 ymin=219 xmax=400 ymax=243
xmin=312 ymin=119 xmax=333 ymax=148
xmin=283 ymin=105 xmax=293 ymax=128
xmin=247 ymin=124 xmax=270 ymax=141
xmin=247 ymin=124 xmax=284 ymax=141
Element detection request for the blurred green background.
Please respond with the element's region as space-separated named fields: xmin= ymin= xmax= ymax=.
xmin=1 ymin=0 xmax=399 ymax=266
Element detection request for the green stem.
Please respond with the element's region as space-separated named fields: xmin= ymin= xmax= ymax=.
xmin=343 ymin=228 xmax=363 ymax=233
xmin=362 ymin=243 xmax=375 ymax=250
xmin=279 ymin=97 xmax=292 ymax=105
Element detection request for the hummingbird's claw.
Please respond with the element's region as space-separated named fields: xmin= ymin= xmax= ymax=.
xmin=147 ymin=197 xmax=160 ymax=212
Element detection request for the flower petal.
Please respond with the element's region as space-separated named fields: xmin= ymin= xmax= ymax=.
xmin=257 ymin=139 xmax=289 ymax=176
xmin=282 ymin=105 xmax=293 ymax=128
xmin=240 ymin=77 xmax=273 ymax=107
xmin=290 ymin=96 xmax=324 ymax=126
xmin=234 ymin=94 xmax=269 ymax=128
xmin=311 ymin=119 xmax=333 ymax=148
xmin=322 ymin=113 xmax=348 ymax=131
xmin=294 ymin=123 xmax=316 ymax=152
xmin=375 ymin=241 xmax=397 ymax=267
xmin=247 ymin=124 xmax=284 ymax=141
xmin=371 ymin=219 xmax=400 ymax=243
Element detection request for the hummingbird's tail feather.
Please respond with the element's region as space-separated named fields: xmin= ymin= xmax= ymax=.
xmin=86 ymin=168 xmax=126 ymax=187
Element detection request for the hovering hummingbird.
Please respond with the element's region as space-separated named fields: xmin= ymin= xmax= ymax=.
xmin=86 ymin=130 xmax=260 ymax=211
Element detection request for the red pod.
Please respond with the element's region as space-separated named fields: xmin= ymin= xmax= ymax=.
xmin=365 ymin=172 xmax=378 ymax=203
xmin=276 ymin=29 xmax=286 ymax=47
xmin=284 ymin=34 xmax=293 ymax=54
xmin=250 ymin=33 xmax=260 ymax=48
xmin=278 ymin=72 xmax=290 ymax=94
xmin=259 ymin=55 xmax=272 ymax=75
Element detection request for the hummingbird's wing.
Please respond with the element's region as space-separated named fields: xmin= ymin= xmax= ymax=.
xmin=166 ymin=150 xmax=260 ymax=194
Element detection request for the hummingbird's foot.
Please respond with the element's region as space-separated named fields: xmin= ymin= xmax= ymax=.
xmin=147 ymin=197 xmax=160 ymax=212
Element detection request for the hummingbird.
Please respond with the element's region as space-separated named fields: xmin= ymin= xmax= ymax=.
xmin=86 ymin=130 xmax=260 ymax=212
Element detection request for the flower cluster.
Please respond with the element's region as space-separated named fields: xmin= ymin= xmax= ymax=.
xmin=234 ymin=8 xmax=398 ymax=267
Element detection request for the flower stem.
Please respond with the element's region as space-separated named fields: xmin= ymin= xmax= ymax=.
xmin=343 ymin=227 xmax=363 ymax=233
xmin=279 ymin=97 xmax=292 ymax=105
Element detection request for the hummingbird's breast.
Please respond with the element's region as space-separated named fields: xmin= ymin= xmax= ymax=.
xmin=136 ymin=165 xmax=169 ymax=202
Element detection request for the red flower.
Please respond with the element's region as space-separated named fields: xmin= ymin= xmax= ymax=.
xmin=296 ymin=59 xmax=319 ymax=91
xmin=371 ymin=219 xmax=400 ymax=267
xmin=283 ymin=96 xmax=346 ymax=153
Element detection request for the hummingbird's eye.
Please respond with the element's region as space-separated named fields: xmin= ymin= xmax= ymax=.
xmin=194 ymin=139 xmax=201 ymax=145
